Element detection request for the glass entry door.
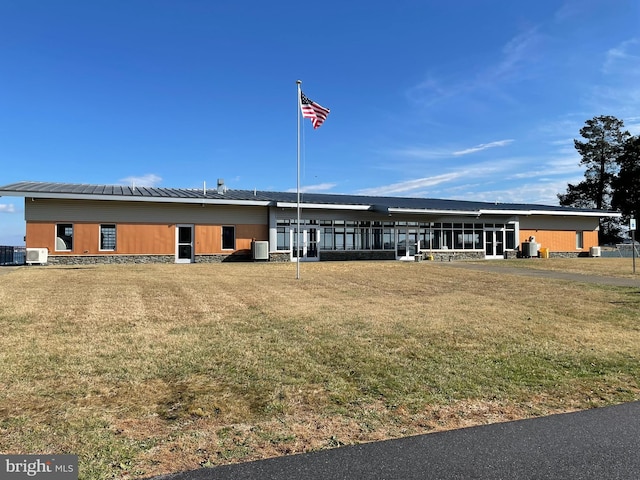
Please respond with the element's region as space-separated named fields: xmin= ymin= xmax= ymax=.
xmin=176 ymin=224 xmax=194 ymax=263
xmin=290 ymin=228 xmax=319 ymax=262
xmin=485 ymin=229 xmax=504 ymax=259
xmin=396 ymin=228 xmax=418 ymax=260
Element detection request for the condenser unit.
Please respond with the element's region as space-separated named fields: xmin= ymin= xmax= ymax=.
xmin=26 ymin=248 xmax=48 ymax=265
xmin=252 ymin=241 xmax=269 ymax=261
xmin=589 ymin=246 xmax=602 ymax=257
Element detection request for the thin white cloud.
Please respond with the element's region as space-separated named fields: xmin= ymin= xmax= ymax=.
xmin=390 ymin=146 xmax=452 ymax=160
xmin=0 ymin=204 xmax=16 ymax=213
xmin=118 ymin=174 xmax=162 ymax=187
xmin=586 ymin=38 xmax=640 ymax=116
xmin=603 ymin=38 xmax=639 ymax=75
xmin=407 ymin=28 xmax=543 ymax=108
xmin=287 ymin=183 xmax=337 ymax=193
xmin=626 ymin=122 xmax=640 ymax=136
xmin=491 ymin=28 xmax=543 ymax=82
xmin=453 ymin=139 xmax=514 ymax=156
xmin=357 ymin=173 xmax=463 ymax=196
xmin=451 ymin=179 xmax=575 ymax=206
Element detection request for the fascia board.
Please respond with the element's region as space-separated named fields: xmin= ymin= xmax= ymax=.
xmin=478 ymin=208 xmax=621 ymax=218
xmin=2 ymin=191 xmax=271 ymax=207
xmin=276 ymin=202 xmax=370 ymax=210
xmin=388 ymin=208 xmax=480 ymax=215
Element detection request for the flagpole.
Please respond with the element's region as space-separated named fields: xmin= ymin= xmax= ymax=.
xmin=296 ymin=80 xmax=302 ymax=280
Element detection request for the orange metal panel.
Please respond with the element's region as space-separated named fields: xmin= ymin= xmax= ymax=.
xmin=195 ymin=224 xmax=268 ymax=254
xmin=26 ymin=223 xmax=54 ymax=251
xmin=520 ymin=229 xmax=598 ymax=252
xmin=195 ymin=225 xmax=219 ymax=253
xmin=116 ymin=224 xmax=175 ymax=254
xmin=27 ymin=222 xmax=269 ymax=256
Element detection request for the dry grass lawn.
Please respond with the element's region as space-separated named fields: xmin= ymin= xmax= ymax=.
xmin=488 ymin=257 xmax=639 ymax=278
xmin=0 ymin=259 xmax=638 ymax=479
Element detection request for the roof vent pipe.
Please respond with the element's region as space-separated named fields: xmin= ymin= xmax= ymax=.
xmin=217 ymin=178 xmax=226 ymax=195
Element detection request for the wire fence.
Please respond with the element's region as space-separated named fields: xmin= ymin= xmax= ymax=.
xmin=615 ymin=244 xmax=640 ymax=258
xmin=0 ymin=246 xmax=26 ymax=266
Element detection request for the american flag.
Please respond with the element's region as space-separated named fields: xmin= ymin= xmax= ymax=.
xmin=300 ymin=92 xmax=330 ymax=129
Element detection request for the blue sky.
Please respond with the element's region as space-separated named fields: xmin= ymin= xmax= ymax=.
xmin=1 ymin=1 xmax=639 ymax=245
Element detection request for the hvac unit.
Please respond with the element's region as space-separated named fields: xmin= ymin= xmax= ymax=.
xmin=589 ymin=246 xmax=602 ymax=257
xmin=26 ymin=248 xmax=48 ymax=265
xmin=521 ymin=242 xmax=539 ymax=258
xmin=252 ymin=241 xmax=269 ymax=261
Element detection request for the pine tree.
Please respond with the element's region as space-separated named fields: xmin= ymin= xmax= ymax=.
xmin=612 ymin=135 xmax=640 ymax=231
xmin=558 ymin=115 xmax=630 ymax=244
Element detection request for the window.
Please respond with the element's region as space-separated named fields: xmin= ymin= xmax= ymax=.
xmin=56 ymin=224 xmax=73 ymax=251
xmin=372 ymin=227 xmax=383 ymax=249
xmin=505 ymin=229 xmax=516 ymax=250
xmin=576 ymin=231 xmax=584 ymax=249
xmin=334 ymin=227 xmax=345 ymax=250
xmin=277 ymin=227 xmax=289 ymax=251
xmin=383 ymin=228 xmax=395 ymax=250
xmin=222 ymin=226 xmax=235 ymax=250
xmin=100 ymin=224 xmax=116 ymax=251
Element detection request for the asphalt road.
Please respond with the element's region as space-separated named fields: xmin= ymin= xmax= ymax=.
xmin=151 ymin=401 xmax=640 ymax=480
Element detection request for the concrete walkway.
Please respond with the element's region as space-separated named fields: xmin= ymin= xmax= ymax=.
xmin=151 ymin=401 xmax=640 ymax=480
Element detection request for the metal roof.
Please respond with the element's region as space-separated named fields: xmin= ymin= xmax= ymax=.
xmin=0 ymin=181 xmax=620 ymax=217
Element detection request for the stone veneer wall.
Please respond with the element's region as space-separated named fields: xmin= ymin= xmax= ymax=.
xmin=512 ymin=251 xmax=585 ymax=259
xmin=269 ymin=252 xmax=290 ymax=262
xmin=46 ymin=255 xmax=176 ymax=265
xmin=319 ymin=251 xmax=396 ymax=261
xmin=549 ymin=251 xmax=587 ymax=258
xmin=419 ymin=251 xmax=486 ymax=261
xmin=49 ymin=249 xmax=582 ymax=265
xmin=46 ymin=254 xmax=256 ymax=265
xmin=195 ymin=254 xmax=252 ymax=263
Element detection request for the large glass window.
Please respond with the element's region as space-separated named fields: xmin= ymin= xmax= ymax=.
xmin=321 ymin=227 xmax=333 ymax=250
xmin=276 ymin=227 xmax=289 ymax=250
xmin=56 ymin=224 xmax=73 ymax=251
xmin=383 ymin=228 xmax=395 ymax=250
xmin=372 ymin=227 xmax=383 ymax=249
xmin=100 ymin=224 xmax=116 ymax=251
xmin=334 ymin=227 xmax=345 ymax=250
xmin=274 ymin=218 xmax=524 ymax=252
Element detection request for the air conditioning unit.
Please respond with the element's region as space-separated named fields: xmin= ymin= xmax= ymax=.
xmin=26 ymin=248 xmax=48 ymax=265
xmin=589 ymin=246 xmax=601 ymax=257
xmin=252 ymin=241 xmax=269 ymax=261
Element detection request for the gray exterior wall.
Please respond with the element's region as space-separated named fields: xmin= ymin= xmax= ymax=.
xmin=518 ymin=215 xmax=599 ymax=231
xmin=26 ymin=198 xmax=268 ymax=225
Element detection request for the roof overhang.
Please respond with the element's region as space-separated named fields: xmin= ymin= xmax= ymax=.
xmin=478 ymin=209 xmax=621 ymax=217
xmin=0 ymin=190 xmax=271 ymax=207
xmin=387 ymin=208 xmax=480 ymax=216
xmin=0 ymin=183 xmax=622 ymax=218
xmin=276 ymin=201 xmax=370 ymax=210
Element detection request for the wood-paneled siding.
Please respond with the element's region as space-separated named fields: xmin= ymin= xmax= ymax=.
xmin=25 ymin=199 xmax=269 ymax=256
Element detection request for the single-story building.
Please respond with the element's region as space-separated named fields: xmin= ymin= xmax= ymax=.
xmin=0 ymin=180 xmax=620 ymax=264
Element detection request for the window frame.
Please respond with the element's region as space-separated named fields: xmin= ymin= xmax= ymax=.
xmin=55 ymin=223 xmax=74 ymax=251
xmin=222 ymin=225 xmax=236 ymax=250
xmin=99 ymin=224 xmax=117 ymax=251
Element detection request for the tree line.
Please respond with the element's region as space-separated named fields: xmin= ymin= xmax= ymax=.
xmin=558 ymin=115 xmax=639 ymax=244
